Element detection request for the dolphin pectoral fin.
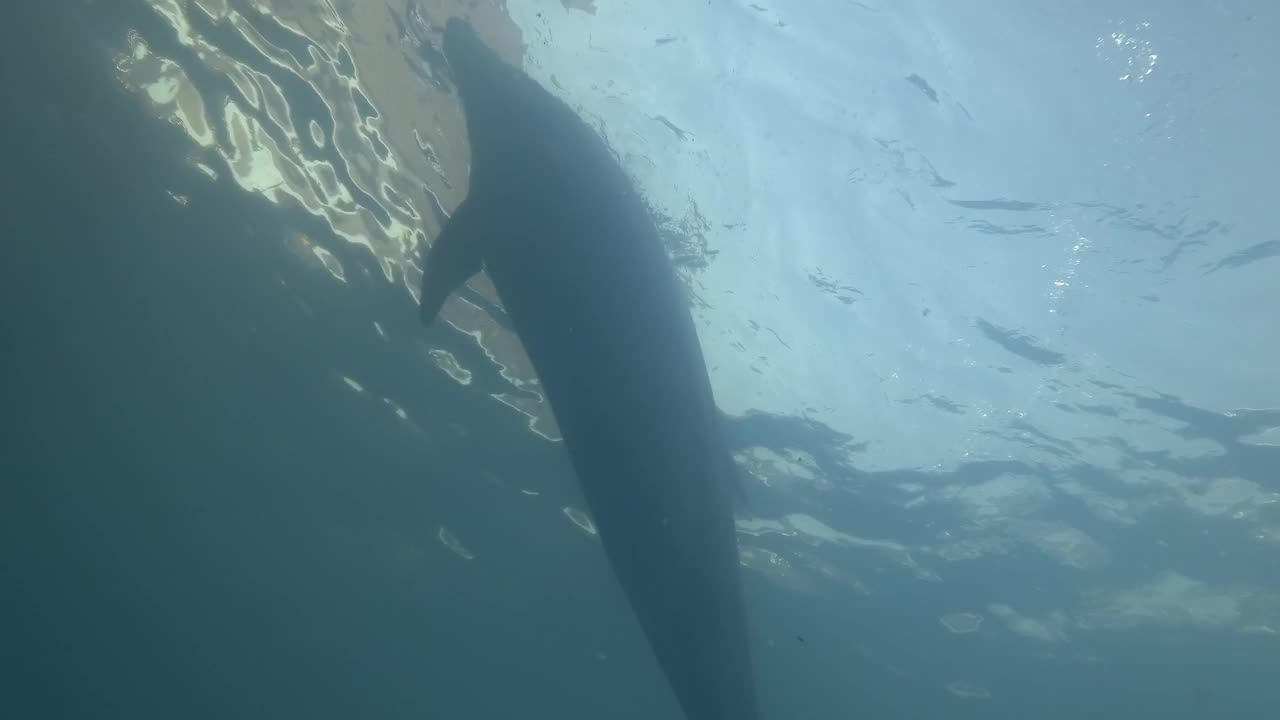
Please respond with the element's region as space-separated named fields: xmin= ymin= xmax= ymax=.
xmin=419 ymin=198 xmax=483 ymax=326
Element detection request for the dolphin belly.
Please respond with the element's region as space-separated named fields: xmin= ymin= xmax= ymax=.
xmin=419 ymin=18 xmax=761 ymax=720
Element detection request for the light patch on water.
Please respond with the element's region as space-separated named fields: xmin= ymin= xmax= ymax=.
xmin=1253 ymin=525 xmax=1280 ymax=544
xmin=1096 ymin=19 xmax=1159 ymax=84
xmin=284 ymin=232 xmax=348 ymax=282
xmin=149 ymin=0 xmax=196 ymax=46
xmin=226 ymin=9 xmax=305 ymax=74
xmin=944 ymin=680 xmax=991 ymax=699
xmin=1078 ymin=572 xmax=1243 ymax=630
xmin=121 ymin=0 xmax=572 ymax=452
xmin=492 ymin=392 xmax=561 ymax=442
xmin=562 ymin=506 xmax=597 ymax=536
xmin=414 ymin=128 xmax=449 ymax=181
xmin=791 ymin=550 xmax=870 ymax=594
xmin=739 ymin=545 xmax=791 ymax=574
xmin=303 ymin=157 xmax=355 ymax=208
xmin=309 ymin=119 xmax=326 ymax=148
xmin=739 ymin=545 xmax=819 ymax=594
xmin=219 ymin=100 xmax=287 ymax=194
xmin=929 ymin=535 xmax=1013 ymax=563
xmin=986 ymin=603 xmax=1069 ymax=643
xmin=131 ymin=0 xmax=428 ymax=261
xmin=1053 ymin=480 xmax=1138 ymax=524
xmin=780 ymin=514 xmax=936 ymax=580
xmin=114 ymin=36 xmax=215 ymax=148
xmin=246 ymin=66 xmax=296 ymax=148
xmin=437 ymin=526 xmax=474 ymax=560
xmin=427 ymin=348 xmax=472 ymax=386
xmin=937 ymin=473 xmax=1053 ymax=519
xmin=737 ymin=446 xmax=829 ymax=491
xmin=311 ymin=245 xmax=347 ymax=283
xmin=1240 ymin=425 xmax=1280 ymax=447
xmin=896 ymin=482 xmax=926 ymax=494
xmin=1007 ymin=519 xmax=1109 ymax=569
xmin=939 ymin=612 xmax=983 ymax=634
xmin=784 ymin=514 xmax=907 ymax=553
xmin=314 ymin=1 xmax=350 ymax=35
xmin=1169 ymin=437 xmax=1229 ymax=462
xmin=1181 ymin=476 xmax=1275 ymax=518
xmin=735 ymin=516 xmax=792 ymax=538
xmin=915 ymin=568 xmax=943 ymax=582
xmin=381 ymin=397 xmax=412 ymax=424
xmin=168 ymin=77 xmax=213 ymax=145
xmin=933 ymin=541 xmax=982 ymax=562
xmin=145 ymin=75 xmax=180 ymax=104
xmin=458 ymin=319 xmax=534 ymax=392
xmin=222 ymin=60 xmax=260 ymax=110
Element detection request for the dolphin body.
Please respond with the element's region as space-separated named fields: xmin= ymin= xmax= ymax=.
xmin=419 ymin=18 xmax=761 ymax=720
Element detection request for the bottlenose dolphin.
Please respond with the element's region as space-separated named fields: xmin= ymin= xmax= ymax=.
xmin=419 ymin=18 xmax=761 ymax=720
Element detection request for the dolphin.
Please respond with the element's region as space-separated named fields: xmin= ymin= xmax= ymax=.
xmin=418 ymin=18 xmax=761 ymax=720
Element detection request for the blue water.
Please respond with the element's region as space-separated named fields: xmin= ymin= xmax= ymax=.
xmin=4 ymin=1 xmax=1277 ymax=718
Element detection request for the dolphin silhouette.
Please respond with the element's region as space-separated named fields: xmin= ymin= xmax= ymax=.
xmin=419 ymin=18 xmax=761 ymax=720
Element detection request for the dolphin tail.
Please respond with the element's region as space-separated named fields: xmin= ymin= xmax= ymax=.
xmin=419 ymin=197 xmax=484 ymax=326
